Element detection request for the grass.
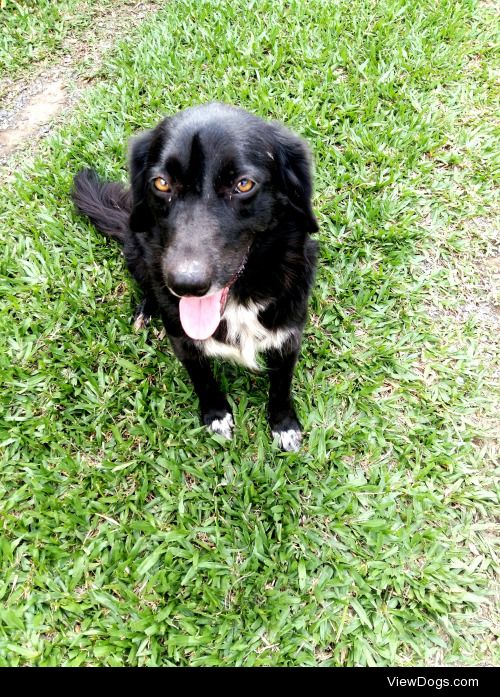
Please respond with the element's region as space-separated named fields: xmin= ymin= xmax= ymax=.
xmin=1 ymin=0 xmax=96 ymax=79
xmin=0 ymin=0 xmax=154 ymax=98
xmin=0 ymin=0 xmax=498 ymax=666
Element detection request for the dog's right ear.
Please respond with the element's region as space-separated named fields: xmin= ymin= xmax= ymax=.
xmin=128 ymin=128 xmax=155 ymax=232
xmin=270 ymin=124 xmax=319 ymax=233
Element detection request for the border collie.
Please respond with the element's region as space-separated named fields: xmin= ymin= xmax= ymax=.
xmin=72 ymin=103 xmax=318 ymax=451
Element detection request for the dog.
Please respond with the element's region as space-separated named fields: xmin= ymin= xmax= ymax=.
xmin=72 ymin=103 xmax=318 ymax=451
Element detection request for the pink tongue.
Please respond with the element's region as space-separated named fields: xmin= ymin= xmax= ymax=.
xmin=179 ymin=289 xmax=224 ymax=340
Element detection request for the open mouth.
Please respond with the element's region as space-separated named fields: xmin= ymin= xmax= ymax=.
xmin=178 ymin=254 xmax=248 ymax=341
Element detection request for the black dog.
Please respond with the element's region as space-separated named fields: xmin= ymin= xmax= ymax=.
xmin=72 ymin=103 xmax=318 ymax=451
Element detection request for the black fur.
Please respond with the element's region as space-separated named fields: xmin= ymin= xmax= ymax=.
xmin=72 ymin=103 xmax=318 ymax=450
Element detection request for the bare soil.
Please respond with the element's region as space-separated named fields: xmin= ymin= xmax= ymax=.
xmin=0 ymin=1 xmax=160 ymax=169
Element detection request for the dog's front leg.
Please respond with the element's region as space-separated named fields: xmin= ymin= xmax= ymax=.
xmin=266 ymin=346 xmax=302 ymax=452
xmin=169 ymin=337 xmax=234 ymax=440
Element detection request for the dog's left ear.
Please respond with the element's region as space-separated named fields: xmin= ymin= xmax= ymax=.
xmin=271 ymin=125 xmax=319 ymax=233
xmin=128 ymin=122 xmax=171 ymax=233
xmin=128 ymin=128 xmax=155 ymax=232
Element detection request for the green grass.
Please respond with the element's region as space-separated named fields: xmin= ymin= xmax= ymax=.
xmin=0 ymin=0 xmax=498 ymax=666
xmin=1 ymin=0 xmax=87 ymax=75
xmin=0 ymin=0 xmax=144 ymax=94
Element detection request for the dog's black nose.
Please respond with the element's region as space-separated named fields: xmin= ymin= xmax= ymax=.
xmin=167 ymin=269 xmax=212 ymax=297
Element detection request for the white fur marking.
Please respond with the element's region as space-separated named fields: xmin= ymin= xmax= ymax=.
xmin=209 ymin=412 xmax=234 ymax=440
xmin=197 ymin=298 xmax=296 ymax=370
xmin=272 ymin=429 xmax=302 ymax=452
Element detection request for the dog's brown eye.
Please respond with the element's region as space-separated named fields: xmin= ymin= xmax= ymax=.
xmin=235 ymin=178 xmax=255 ymax=193
xmin=154 ymin=177 xmax=171 ymax=192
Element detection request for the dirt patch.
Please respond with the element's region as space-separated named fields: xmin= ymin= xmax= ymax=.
xmin=419 ymin=213 xmax=500 ymax=332
xmin=0 ymin=0 xmax=160 ymax=171
xmin=0 ymin=80 xmax=66 ymax=158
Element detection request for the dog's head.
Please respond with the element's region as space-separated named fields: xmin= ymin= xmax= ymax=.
xmin=128 ymin=103 xmax=317 ymax=339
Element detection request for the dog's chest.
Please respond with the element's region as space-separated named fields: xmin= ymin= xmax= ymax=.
xmin=196 ymin=299 xmax=292 ymax=370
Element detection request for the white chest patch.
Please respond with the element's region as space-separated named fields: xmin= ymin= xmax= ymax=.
xmin=196 ymin=298 xmax=295 ymax=371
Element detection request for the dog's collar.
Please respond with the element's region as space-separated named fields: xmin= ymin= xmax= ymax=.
xmin=220 ymin=243 xmax=252 ymax=314
xmin=227 ymin=241 xmax=252 ymax=287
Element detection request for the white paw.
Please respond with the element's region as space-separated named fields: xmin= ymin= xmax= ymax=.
xmin=272 ymin=429 xmax=302 ymax=452
xmin=133 ymin=312 xmax=148 ymax=332
xmin=209 ymin=413 xmax=234 ymax=440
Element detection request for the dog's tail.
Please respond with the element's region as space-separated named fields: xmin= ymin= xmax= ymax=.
xmin=72 ymin=168 xmax=132 ymax=244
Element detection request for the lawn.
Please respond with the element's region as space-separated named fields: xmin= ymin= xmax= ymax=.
xmin=0 ymin=0 xmax=498 ymax=666
xmin=1 ymin=0 xmax=108 ymax=86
